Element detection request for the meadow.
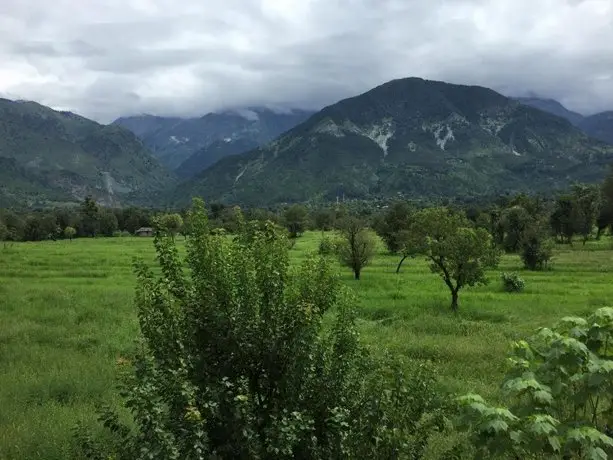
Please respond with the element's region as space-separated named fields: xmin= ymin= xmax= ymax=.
xmin=0 ymin=233 xmax=612 ymax=459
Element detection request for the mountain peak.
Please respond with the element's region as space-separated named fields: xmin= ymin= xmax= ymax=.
xmin=172 ymin=77 xmax=613 ymax=207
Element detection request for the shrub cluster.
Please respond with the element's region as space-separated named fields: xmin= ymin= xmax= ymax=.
xmin=500 ymin=272 xmax=525 ymax=292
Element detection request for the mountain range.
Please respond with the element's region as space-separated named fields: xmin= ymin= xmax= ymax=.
xmin=2 ymin=77 xmax=613 ymax=209
xmin=0 ymin=98 xmax=175 ymax=208
xmin=171 ymin=78 xmax=613 ymax=206
xmin=113 ymin=108 xmax=314 ymax=175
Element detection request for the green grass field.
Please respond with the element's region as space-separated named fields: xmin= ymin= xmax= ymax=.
xmin=1 ymin=233 xmax=612 ymax=459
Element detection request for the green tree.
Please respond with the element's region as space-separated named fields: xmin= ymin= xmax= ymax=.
xmin=159 ymin=213 xmax=184 ymax=239
xmin=64 ymin=226 xmax=76 ymax=241
xmin=79 ymin=198 xmax=448 ymax=459
xmin=571 ymin=183 xmax=602 ymax=245
xmin=336 ymin=217 xmax=377 ymax=280
xmin=458 ymin=307 xmax=613 ymax=459
xmin=599 ymin=169 xmax=613 ymax=238
xmin=550 ymin=195 xmax=575 ymax=244
xmin=410 ymin=208 xmax=501 ymax=312
xmin=80 ymin=195 xmax=99 ymax=237
xmin=0 ymin=211 xmax=24 ymax=241
xmin=501 ymin=205 xmax=532 ymax=253
xmin=98 ymin=209 xmax=119 ymax=237
xmin=520 ymin=222 xmax=554 ymax=271
xmin=312 ymin=208 xmax=335 ymax=235
xmin=374 ymin=201 xmax=415 ymax=254
xmin=23 ymin=214 xmax=58 ymax=241
xmin=283 ymin=204 xmax=309 ymax=238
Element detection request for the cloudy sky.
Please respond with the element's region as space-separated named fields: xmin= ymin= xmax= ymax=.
xmin=1 ymin=0 xmax=612 ymax=122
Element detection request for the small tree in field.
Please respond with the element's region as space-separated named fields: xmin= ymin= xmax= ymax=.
xmin=520 ymin=221 xmax=554 ymax=271
xmin=312 ymin=208 xmax=335 ymax=235
xmin=458 ymin=307 xmax=613 ymax=459
xmin=336 ymin=217 xmax=377 ymax=280
xmin=571 ymin=183 xmax=602 ymax=245
xmin=77 ymin=198 xmax=449 ymax=459
xmin=64 ymin=226 xmax=76 ymax=241
xmin=159 ymin=213 xmax=184 ymax=239
xmin=283 ymin=204 xmax=308 ymax=239
xmin=410 ymin=208 xmax=501 ymax=312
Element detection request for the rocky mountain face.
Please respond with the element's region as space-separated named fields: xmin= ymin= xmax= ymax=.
xmin=173 ymin=78 xmax=613 ymax=206
xmin=0 ymin=98 xmax=175 ymax=208
xmin=113 ymin=108 xmax=314 ymax=173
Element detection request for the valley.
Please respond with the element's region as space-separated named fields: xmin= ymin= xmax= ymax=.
xmin=1 ymin=74 xmax=613 ymax=459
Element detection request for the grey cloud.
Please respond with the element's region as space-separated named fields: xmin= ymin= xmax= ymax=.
xmin=0 ymin=0 xmax=611 ymax=122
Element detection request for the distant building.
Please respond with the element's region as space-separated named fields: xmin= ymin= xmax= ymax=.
xmin=135 ymin=227 xmax=154 ymax=237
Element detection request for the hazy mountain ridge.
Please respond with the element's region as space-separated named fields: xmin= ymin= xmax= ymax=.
xmin=516 ymin=97 xmax=613 ymax=144
xmin=113 ymin=108 xmax=315 ymax=172
xmin=0 ymin=98 xmax=175 ymax=207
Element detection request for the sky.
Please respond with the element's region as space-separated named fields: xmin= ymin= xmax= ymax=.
xmin=1 ymin=0 xmax=612 ymax=123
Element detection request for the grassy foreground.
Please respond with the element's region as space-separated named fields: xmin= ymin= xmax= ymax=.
xmin=0 ymin=233 xmax=612 ymax=459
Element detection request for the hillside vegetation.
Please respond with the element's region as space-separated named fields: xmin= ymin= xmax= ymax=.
xmin=0 ymin=99 xmax=175 ymax=208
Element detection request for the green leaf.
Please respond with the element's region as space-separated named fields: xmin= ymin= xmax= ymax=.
xmin=480 ymin=419 xmax=509 ymax=434
xmin=586 ymin=447 xmax=608 ymax=460
xmin=547 ymin=435 xmax=561 ymax=452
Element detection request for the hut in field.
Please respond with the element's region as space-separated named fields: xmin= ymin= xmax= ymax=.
xmin=135 ymin=227 xmax=154 ymax=237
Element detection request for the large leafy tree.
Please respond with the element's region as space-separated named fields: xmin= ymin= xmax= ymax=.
xmin=458 ymin=307 xmax=613 ymax=459
xmin=410 ymin=208 xmax=501 ymax=312
xmin=78 ymin=199 xmax=448 ymax=459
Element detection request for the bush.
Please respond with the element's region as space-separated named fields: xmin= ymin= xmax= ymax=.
xmin=457 ymin=307 xmax=613 ymax=459
xmin=318 ymin=236 xmax=336 ymax=255
xmin=78 ymin=198 xmax=450 ymax=459
xmin=112 ymin=230 xmax=122 ymax=238
xmin=500 ymin=272 xmax=525 ymax=292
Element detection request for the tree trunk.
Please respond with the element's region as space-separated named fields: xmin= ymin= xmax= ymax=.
xmin=450 ymin=290 xmax=459 ymax=313
xmin=354 ymin=269 xmax=360 ymax=280
xmin=396 ymin=255 xmax=408 ymax=274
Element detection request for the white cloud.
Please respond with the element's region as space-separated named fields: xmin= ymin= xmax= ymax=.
xmin=0 ymin=0 xmax=611 ymax=122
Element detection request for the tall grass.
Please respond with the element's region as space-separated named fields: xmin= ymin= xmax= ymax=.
xmin=0 ymin=234 xmax=611 ymax=459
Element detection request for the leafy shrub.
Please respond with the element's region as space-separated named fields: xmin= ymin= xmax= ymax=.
xmin=77 ymin=198 xmax=450 ymax=459
xmin=457 ymin=307 xmax=613 ymax=459
xmin=112 ymin=230 xmax=122 ymax=238
xmin=121 ymin=230 xmax=131 ymax=237
xmin=500 ymin=272 xmax=525 ymax=292
xmin=317 ymin=236 xmax=336 ymax=255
